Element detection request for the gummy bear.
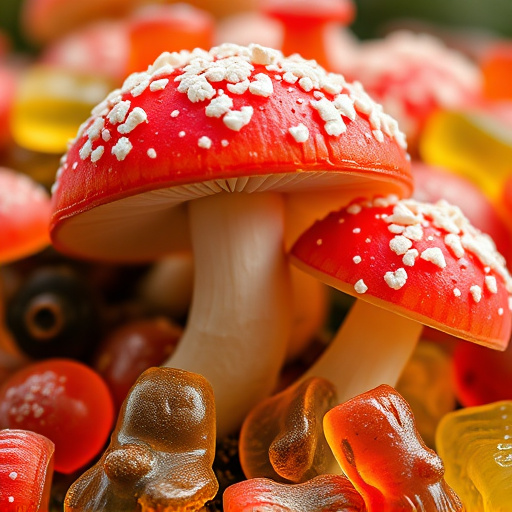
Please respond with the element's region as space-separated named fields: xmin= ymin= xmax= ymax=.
xmin=64 ymin=367 xmax=218 ymax=512
xmin=239 ymin=376 xmax=338 ymax=483
xmin=0 ymin=429 xmax=55 ymax=512
xmin=436 ymin=401 xmax=512 ymax=512
xmin=223 ymin=474 xmax=365 ymax=512
xmin=395 ymin=340 xmax=457 ymax=448
xmin=324 ymin=384 xmax=462 ymax=512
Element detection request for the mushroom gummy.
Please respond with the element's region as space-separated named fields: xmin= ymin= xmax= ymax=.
xmin=49 ymin=43 xmax=412 ymax=437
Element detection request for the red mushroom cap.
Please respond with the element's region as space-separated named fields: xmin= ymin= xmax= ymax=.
xmin=50 ymin=43 xmax=411 ymax=262
xmin=290 ymin=195 xmax=512 ymax=350
xmin=0 ymin=168 xmax=51 ymax=264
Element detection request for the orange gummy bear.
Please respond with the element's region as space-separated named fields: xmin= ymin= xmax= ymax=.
xmin=223 ymin=474 xmax=365 ymax=512
xmin=324 ymin=384 xmax=462 ymax=512
xmin=239 ymin=376 xmax=337 ymax=483
xmin=64 ymin=367 xmax=218 ymax=512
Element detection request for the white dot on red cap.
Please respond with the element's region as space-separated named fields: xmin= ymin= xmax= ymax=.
xmin=365 ymin=238 xmax=371 ymax=243
xmin=353 ymin=255 xmax=362 ymax=264
xmin=316 ymin=239 xmax=323 ymax=246
xmin=179 ymin=131 xmax=186 ymax=137
xmin=221 ymin=140 xmax=229 ymax=147
xmin=8 ymin=497 xmax=14 ymax=503
xmin=353 ymin=227 xmax=361 ymax=234
xmin=499 ymin=307 xmax=504 ymax=316
xmin=354 ymin=279 xmax=368 ymax=294
xmin=147 ymin=148 xmax=157 ymax=159
xmin=453 ymin=288 xmax=461 ymax=297
xmin=171 ymin=110 xmax=180 ymax=117
xmin=9 ymin=472 xmax=17 ymax=480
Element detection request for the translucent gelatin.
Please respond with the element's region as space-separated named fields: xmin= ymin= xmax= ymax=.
xmin=420 ymin=108 xmax=512 ymax=200
xmin=0 ymin=359 xmax=114 ymax=474
xmin=239 ymin=376 xmax=337 ymax=483
xmin=0 ymin=429 xmax=54 ymax=512
xmin=64 ymin=367 xmax=218 ymax=512
xmin=395 ymin=340 xmax=457 ymax=448
xmin=11 ymin=65 xmax=113 ymax=154
xmin=436 ymin=401 xmax=512 ymax=512
xmin=223 ymin=474 xmax=365 ymax=512
xmin=324 ymin=384 xmax=462 ymax=512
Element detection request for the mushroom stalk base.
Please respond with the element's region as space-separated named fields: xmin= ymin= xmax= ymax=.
xmin=303 ymin=299 xmax=422 ymax=404
xmin=163 ymin=192 xmax=292 ymax=438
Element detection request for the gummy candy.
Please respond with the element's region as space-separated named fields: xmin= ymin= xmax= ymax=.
xmin=0 ymin=429 xmax=55 ymax=512
xmin=395 ymin=340 xmax=457 ymax=448
xmin=420 ymin=107 xmax=512 ymax=200
xmin=0 ymin=359 xmax=114 ymax=474
xmin=436 ymin=401 xmax=512 ymax=512
xmin=94 ymin=317 xmax=182 ymax=411
xmin=239 ymin=376 xmax=337 ymax=483
xmin=324 ymin=384 xmax=463 ymax=512
xmin=64 ymin=367 xmax=218 ymax=512
xmin=11 ymin=65 xmax=113 ymax=153
xmin=223 ymin=474 xmax=365 ymax=512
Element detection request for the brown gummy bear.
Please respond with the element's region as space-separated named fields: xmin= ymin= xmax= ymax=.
xmin=323 ymin=384 xmax=463 ymax=512
xmin=223 ymin=474 xmax=366 ymax=512
xmin=239 ymin=376 xmax=338 ymax=483
xmin=64 ymin=367 xmax=218 ymax=512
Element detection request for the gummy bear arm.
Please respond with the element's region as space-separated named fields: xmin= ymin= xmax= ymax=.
xmin=162 ymin=192 xmax=292 ymax=438
xmin=301 ymin=298 xmax=422 ymax=404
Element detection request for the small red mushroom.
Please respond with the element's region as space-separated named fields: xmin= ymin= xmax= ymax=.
xmin=50 ymin=43 xmax=411 ymax=436
xmin=290 ymin=195 xmax=512 ymax=407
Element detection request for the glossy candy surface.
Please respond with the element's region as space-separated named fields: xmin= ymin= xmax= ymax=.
xmin=94 ymin=316 xmax=182 ymax=411
xmin=436 ymin=401 xmax=512 ymax=512
xmin=239 ymin=376 xmax=337 ymax=483
xmin=324 ymin=384 xmax=462 ymax=512
xmin=0 ymin=359 xmax=114 ymax=474
xmin=223 ymin=474 xmax=365 ymax=512
xmin=395 ymin=340 xmax=456 ymax=448
xmin=64 ymin=367 xmax=218 ymax=512
xmin=0 ymin=429 xmax=55 ymax=511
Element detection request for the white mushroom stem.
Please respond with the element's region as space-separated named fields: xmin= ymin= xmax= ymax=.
xmin=163 ymin=191 xmax=292 ymax=438
xmin=302 ymin=299 xmax=423 ymax=404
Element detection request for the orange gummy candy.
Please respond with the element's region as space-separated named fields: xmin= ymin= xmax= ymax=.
xmin=64 ymin=367 xmax=218 ymax=512
xmin=223 ymin=474 xmax=365 ymax=512
xmin=324 ymin=384 xmax=462 ymax=512
xmin=239 ymin=376 xmax=337 ymax=483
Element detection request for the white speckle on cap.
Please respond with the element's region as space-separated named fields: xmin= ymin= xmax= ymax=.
xmin=353 ymin=255 xmax=362 ymax=264
xmin=117 ymin=107 xmax=148 ymax=134
xmin=112 ymin=137 xmax=133 ymax=161
xmin=384 ymin=268 xmax=408 ymax=290
xmin=79 ymin=139 xmax=93 ymax=160
xmin=131 ymin=77 xmax=151 ymax=97
xmin=249 ymin=73 xmax=273 ymax=97
xmin=499 ymin=307 xmax=504 ymax=316
xmin=299 ymin=77 xmax=314 ymax=92
xmin=223 ymin=106 xmax=254 ymax=131
xmin=8 ymin=497 xmax=14 ymax=503
xmin=150 ymin=78 xmax=169 ymax=92
xmin=388 ymin=224 xmax=405 ymax=234
xmin=353 ymin=227 xmax=361 ymax=234
xmin=402 ymin=249 xmax=419 ymax=266
xmin=403 ymin=224 xmax=423 ymax=241
xmin=102 ymin=129 xmax=111 ymax=141
xmin=470 ymin=285 xmax=482 ymax=303
xmin=72 ymin=161 xmax=78 ymax=170
xmin=227 ymin=80 xmax=250 ymax=95
xmin=453 ymin=288 xmax=461 ymax=297
xmin=171 ymin=110 xmax=180 ymax=117
xmin=90 ymin=146 xmax=104 ymax=163
xmin=372 ymin=129 xmax=384 ymax=142
xmin=86 ymin=117 xmax=104 ymax=141
xmin=354 ymin=279 xmax=368 ymax=294
xmin=107 ymin=100 xmax=131 ymax=124
xmin=205 ymin=95 xmax=234 ymax=118
xmin=283 ymin=71 xmax=298 ymax=84
xmin=221 ymin=139 xmax=229 ymax=147
xmin=390 ymin=235 xmax=413 ymax=255
xmin=316 ymin=239 xmax=322 ymax=246
xmin=420 ymin=247 xmax=446 ymax=268
xmin=9 ymin=472 xmax=17 ymax=480
xmin=485 ymin=275 xmax=498 ymax=294
xmin=347 ymin=204 xmax=362 ymax=215
xmin=198 ymin=136 xmax=212 ymax=149
xmin=147 ymin=148 xmax=157 ymax=159
xmin=288 ymin=123 xmax=309 ymax=143
xmin=333 ymin=94 xmax=356 ymax=121
xmin=310 ymin=97 xmax=346 ymax=136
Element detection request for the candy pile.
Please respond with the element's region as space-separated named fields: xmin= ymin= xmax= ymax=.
xmin=1 ymin=1 xmax=512 ymax=511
